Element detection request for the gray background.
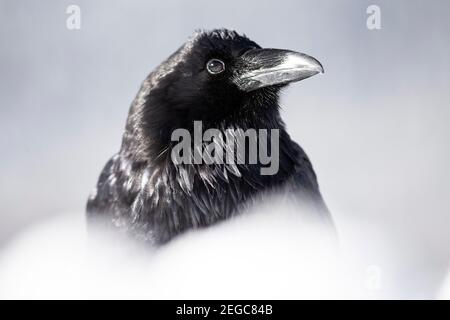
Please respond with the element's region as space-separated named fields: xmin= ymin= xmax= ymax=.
xmin=1 ymin=0 xmax=449 ymax=297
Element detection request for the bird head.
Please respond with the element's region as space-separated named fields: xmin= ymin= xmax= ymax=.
xmin=146 ymin=29 xmax=323 ymax=121
xmin=126 ymin=29 xmax=323 ymax=159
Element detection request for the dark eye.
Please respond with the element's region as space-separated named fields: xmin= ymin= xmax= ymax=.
xmin=206 ymin=59 xmax=225 ymax=74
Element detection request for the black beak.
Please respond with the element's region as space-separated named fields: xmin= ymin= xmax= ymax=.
xmin=233 ymin=48 xmax=324 ymax=92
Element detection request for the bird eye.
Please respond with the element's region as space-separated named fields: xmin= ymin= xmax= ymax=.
xmin=206 ymin=59 xmax=225 ymax=74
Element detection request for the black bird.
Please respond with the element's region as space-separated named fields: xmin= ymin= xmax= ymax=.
xmin=87 ymin=29 xmax=332 ymax=245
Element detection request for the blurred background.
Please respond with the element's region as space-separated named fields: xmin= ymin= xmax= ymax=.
xmin=0 ymin=0 xmax=449 ymax=298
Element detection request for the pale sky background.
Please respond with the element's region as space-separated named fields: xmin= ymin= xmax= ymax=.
xmin=1 ymin=0 xmax=449 ymax=298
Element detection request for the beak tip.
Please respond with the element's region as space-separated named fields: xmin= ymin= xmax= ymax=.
xmin=287 ymin=52 xmax=324 ymax=77
xmin=319 ymin=64 xmax=325 ymax=74
xmin=312 ymin=59 xmax=324 ymax=74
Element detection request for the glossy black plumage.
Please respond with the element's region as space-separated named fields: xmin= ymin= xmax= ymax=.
xmin=87 ymin=29 xmax=331 ymax=245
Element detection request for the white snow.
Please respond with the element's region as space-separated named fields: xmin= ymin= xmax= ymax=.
xmin=0 ymin=200 xmax=406 ymax=300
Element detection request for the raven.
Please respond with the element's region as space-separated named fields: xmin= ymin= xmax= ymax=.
xmin=87 ymin=29 xmax=332 ymax=245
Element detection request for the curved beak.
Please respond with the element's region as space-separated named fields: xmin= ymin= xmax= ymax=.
xmin=233 ymin=48 xmax=324 ymax=92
